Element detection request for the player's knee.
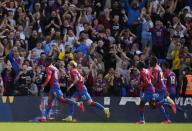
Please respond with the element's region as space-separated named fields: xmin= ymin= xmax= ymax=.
xmin=58 ymin=97 xmax=66 ymax=103
xmin=88 ymin=100 xmax=94 ymax=107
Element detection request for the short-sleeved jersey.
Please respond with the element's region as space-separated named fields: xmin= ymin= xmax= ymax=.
xmin=44 ymin=65 xmax=60 ymax=88
xmin=140 ymin=68 xmax=155 ymax=93
xmin=164 ymin=70 xmax=177 ymax=96
xmin=151 ymin=65 xmax=166 ymax=93
xmin=70 ymin=68 xmax=84 ymax=92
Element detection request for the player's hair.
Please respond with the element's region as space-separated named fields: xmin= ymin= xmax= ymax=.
xmin=150 ymin=56 xmax=157 ymax=67
xmin=162 ymin=61 xmax=170 ymax=69
xmin=46 ymin=57 xmax=53 ymax=65
xmin=69 ymin=60 xmax=77 ymax=68
xmin=137 ymin=62 xmax=145 ymax=70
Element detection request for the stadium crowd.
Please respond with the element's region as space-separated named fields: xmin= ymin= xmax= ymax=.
xmin=0 ymin=0 xmax=192 ymax=97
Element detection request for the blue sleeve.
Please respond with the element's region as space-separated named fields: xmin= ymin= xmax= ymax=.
xmin=123 ymin=0 xmax=130 ymax=9
xmin=139 ymin=0 xmax=147 ymax=9
xmin=7 ymin=50 xmax=20 ymax=75
xmin=43 ymin=45 xmax=50 ymax=55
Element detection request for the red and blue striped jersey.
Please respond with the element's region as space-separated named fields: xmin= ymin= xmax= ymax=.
xmin=151 ymin=65 xmax=166 ymax=93
xmin=70 ymin=68 xmax=84 ymax=92
xmin=139 ymin=68 xmax=155 ymax=93
xmin=44 ymin=64 xmax=60 ymax=88
xmin=164 ymin=70 xmax=177 ymax=96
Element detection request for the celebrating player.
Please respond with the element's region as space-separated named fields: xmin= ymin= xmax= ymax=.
xmin=162 ymin=61 xmax=187 ymax=118
xmin=150 ymin=56 xmax=176 ymax=123
xmin=62 ymin=60 xmax=110 ymax=122
xmin=137 ymin=62 xmax=156 ymax=124
xmin=38 ymin=57 xmax=85 ymax=121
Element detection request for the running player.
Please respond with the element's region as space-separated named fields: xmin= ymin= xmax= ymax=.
xmin=62 ymin=60 xmax=110 ymax=121
xmin=38 ymin=57 xmax=84 ymax=121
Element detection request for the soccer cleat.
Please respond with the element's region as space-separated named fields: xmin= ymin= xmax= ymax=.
xmin=137 ymin=121 xmax=145 ymax=124
xmin=171 ymin=104 xmax=177 ymax=114
xmin=78 ymin=102 xmax=85 ymax=112
xmin=62 ymin=116 xmax=73 ymax=122
xmin=161 ymin=120 xmax=171 ymax=124
xmin=104 ymin=108 xmax=110 ymax=118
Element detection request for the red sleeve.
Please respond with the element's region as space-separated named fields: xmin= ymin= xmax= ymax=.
xmin=151 ymin=70 xmax=158 ymax=84
xmin=43 ymin=67 xmax=52 ymax=86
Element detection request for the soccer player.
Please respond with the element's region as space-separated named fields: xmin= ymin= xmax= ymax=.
xmin=162 ymin=61 xmax=187 ymax=118
xmin=150 ymin=56 xmax=176 ymax=123
xmin=162 ymin=61 xmax=177 ymax=99
xmin=137 ymin=62 xmax=156 ymax=124
xmin=38 ymin=57 xmax=85 ymax=121
xmin=62 ymin=60 xmax=110 ymax=121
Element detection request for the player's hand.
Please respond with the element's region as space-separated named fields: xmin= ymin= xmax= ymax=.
xmin=67 ymin=86 xmax=71 ymax=92
xmin=67 ymin=84 xmax=73 ymax=92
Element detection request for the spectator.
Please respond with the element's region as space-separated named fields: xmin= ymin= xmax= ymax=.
xmin=0 ymin=0 xmax=191 ymax=97
xmin=93 ymin=72 xmax=106 ymax=96
xmin=124 ymin=0 xmax=147 ymax=34
xmin=112 ymin=70 xmax=124 ymax=96
xmin=141 ymin=12 xmax=154 ymax=51
xmin=26 ymin=76 xmax=38 ymax=96
xmin=127 ymin=67 xmax=140 ymax=97
xmin=149 ymin=20 xmax=168 ymax=58
xmin=32 ymin=42 xmax=44 ymax=60
xmin=15 ymin=64 xmax=34 ymax=95
xmin=0 ymin=75 xmax=4 ymax=96
xmin=1 ymin=61 xmax=16 ymax=96
xmin=98 ymin=8 xmax=112 ymax=29
xmin=170 ymin=42 xmax=182 ymax=82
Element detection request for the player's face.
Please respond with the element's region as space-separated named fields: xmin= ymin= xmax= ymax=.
xmin=67 ymin=64 xmax=72 ymax=70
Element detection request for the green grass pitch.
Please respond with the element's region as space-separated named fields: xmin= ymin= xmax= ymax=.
xmin=0 ymin=123 xmax=192 ymax=131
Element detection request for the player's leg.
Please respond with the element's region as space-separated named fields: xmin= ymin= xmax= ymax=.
xmin=82 ymin=85 xmax=105 ymax=110
xmin=156 ymin=92 xmax=176 ymax=114
xmin=155 ymin=92 xmax=171 ymax=123
xmin=82 ymin=85 xmax=110 ymax=118
xmin=170 ymin=95 xmax=188 ymax=118
xmin=55 ymin=88 xmax=85 ymax=112
xmin=44 ymin=93 xmax=55 ymax=119
xmin=165 ymin=96 xmax=176 ymax=114
xmin=159 ymin=105 xmax=171 ymax=123
xmin=138 ymin=100 xmax=146 ymax=124
xmin=35 ymin=95 xmax=55 ymax=122
xmin=62 ymin=92 xmax=80 ymax=121
xmin=138 ymin=91 xmax=148 ymax=124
